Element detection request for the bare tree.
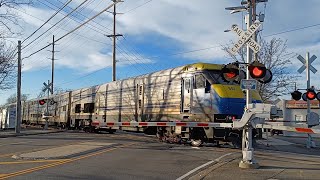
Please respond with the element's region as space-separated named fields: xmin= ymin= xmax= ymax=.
xmin=0 ymin=0 xmax=33 ymax=36
xmin=37 ymin=86 xmax=71 ymax=98
xmin=0 ymin=40 xmax=16 ymax=89
xmin=6 ymin=92 xmax=28 ymax=104
xmin=0 ymin=0 xmax=33 ymax=91
xmin=223 ymin=38 xmax=298 ymax=102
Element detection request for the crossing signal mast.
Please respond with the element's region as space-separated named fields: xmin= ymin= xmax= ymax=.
xmin=226 ymin=0 xmax=270 ymax=169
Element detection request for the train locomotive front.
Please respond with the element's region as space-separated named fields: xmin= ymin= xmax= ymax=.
xmin=156 ymin=63 xmax=262 ymax=147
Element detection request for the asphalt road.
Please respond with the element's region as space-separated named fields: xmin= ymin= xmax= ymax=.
xmin=0 ymin=131 xmax=237 ymax=180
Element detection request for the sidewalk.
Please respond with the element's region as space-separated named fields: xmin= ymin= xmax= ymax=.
xmin=190 ymin=137 xmax=320 ymax=180
xmin=0 ymin=128 xmax=65 ymax=138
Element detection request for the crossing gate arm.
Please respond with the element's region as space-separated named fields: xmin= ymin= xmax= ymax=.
xmin=91 ymin=121 xmax=234 ymax=128
xmin=255 ymin=124 xmax=320 ymax=134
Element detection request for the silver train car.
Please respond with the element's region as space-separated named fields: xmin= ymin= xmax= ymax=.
xmin=4 ymin=63 xmax=262 ymax=146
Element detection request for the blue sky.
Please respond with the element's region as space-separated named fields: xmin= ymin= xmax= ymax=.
xmin=1 ymin=0 xmax=320 ymax=104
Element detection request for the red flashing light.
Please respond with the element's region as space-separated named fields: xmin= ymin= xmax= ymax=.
xmin=221 ymin=64 xmax=239 ymax=82
xmin=306 ymin=91 xmax=316 ymax=100
xmin=225 ymin=72 xmax=237 ymax=79
xmin=39 ymin=99 xmax=46 ymax=105
xmin=252 ymin=67 xmax=264 ymax=77
xmin=248 ymin=61 xmax=266 ymax=79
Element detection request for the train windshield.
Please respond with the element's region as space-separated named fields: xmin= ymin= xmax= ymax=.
xmin=202 ymin=70 xmax=238 ymax=85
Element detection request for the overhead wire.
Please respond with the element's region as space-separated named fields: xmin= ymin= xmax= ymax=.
xmin=24 ymin=0 xmax=320 ymax=92
xmin=117 ymin=36 xmax=158 ymax=71
xmin=22 ymin=0 xmax=108 ymax=55
xmin=25 ymin=0 xmax=155 ymax=73
xmin=22 ymin=0 xmax=73 ymax=44
xmin=22 ymin=0 xmax=89 ymax=51
xmin=23 ymin=1 xmax=118 ymax=60
xmin=22 ymin=0 xmax=157 ymax=82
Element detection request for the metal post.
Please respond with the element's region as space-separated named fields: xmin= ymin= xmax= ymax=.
xmin=15 ymin=40 xmax=22 ymax=134
xmin=306 ymin=52 xmax=313 ymax=148
xmin=44 ymin=80 xmax=50 ymax=130
xmin=51 ymin=35 xmax=55 ymax=94
xmin=239 ymin=1 xmax=259 ymax=169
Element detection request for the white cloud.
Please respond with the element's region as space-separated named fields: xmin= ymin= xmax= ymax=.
xmin=5 ymin=0 xmax=320 ymax=103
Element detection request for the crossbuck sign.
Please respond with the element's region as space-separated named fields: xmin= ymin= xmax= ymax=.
xmin=43 ymin=81 xmax=53 ymax=94
xmin=297 ymin=54 xmax=317 ymax=74
xmin=229 ymin=22 xmax=261 ymax=55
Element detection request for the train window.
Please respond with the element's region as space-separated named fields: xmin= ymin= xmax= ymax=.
xmin=205 ymin=80 xmax=210 ymax=93
xmin=84 ymin=103 xmax=94 ymax=113
xmin=75 ymin=104 xmax=81 ymax=113
xmin=139 ymin=85 xmax=143 ymax=95
xmin=185 ymin=79 xmax=191 ymax=89
xmin=194 ymin=74 xmax=205 ymax=89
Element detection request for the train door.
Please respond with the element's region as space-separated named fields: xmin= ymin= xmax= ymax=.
xmin=182 ymin=77 xmax=192 ymax=113
xmin=137 ymin=84 xmax=145 ymax=119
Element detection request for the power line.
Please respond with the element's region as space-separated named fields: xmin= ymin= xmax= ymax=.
xmin=123 ymin=0 xmax=152 ymax=14
xmin=23 ymin=1 xmax=118 ymax=60
xmin=22 ymin=0 xmax=73 ymax=44
xmin=264 ymin=23 xmax=320 ymax=37
xmin=22 ymin=0 xmax=89 ymax=50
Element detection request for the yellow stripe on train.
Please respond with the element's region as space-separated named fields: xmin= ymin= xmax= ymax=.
xmin=212 ymin=84 xmax=262 ymax=100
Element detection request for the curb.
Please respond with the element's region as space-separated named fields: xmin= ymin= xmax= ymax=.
xmin=0 ymin=130 xmax=66 ymax=138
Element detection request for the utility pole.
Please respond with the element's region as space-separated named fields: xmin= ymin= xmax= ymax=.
xmin=51 ymin=35 xmax=55 ymax=94
xmin=15 ymin=40 xmax=22 ymax=134
xmin=107 ymin=0 xmax=123 ymax=81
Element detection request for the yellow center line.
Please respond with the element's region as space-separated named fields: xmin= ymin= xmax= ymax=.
xmin=0 ymin=159 xmax=66 ymax=165
xmin=0 ymin=142 xmax=137 ymax=179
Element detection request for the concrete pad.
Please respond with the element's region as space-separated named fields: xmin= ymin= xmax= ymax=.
xmin=257 ymin=137 xmax=293 ymax=146
xmin=13 ymin=142 xmax=115 ymax=160
xmin=192 ymin=150 xmax=320 ymax=180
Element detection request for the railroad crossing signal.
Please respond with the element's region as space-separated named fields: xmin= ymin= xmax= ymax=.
xmin=248 ymin=61 xmax=272 ymax=83
xmin=222 ymin=61 xmax=272 ymax=84
xmin=291 ymin=88 xmax=320 ymax=101
xmin=291 ymin=91 xmax=302 ymax=101
xmin=229 ymin=22 xmax=261 ymax=55
xmin=221 ymin=63 xmax=239 ymax=82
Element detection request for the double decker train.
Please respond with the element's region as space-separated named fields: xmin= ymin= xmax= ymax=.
xmin=0 ymin=63 xmax=262 ymax=147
